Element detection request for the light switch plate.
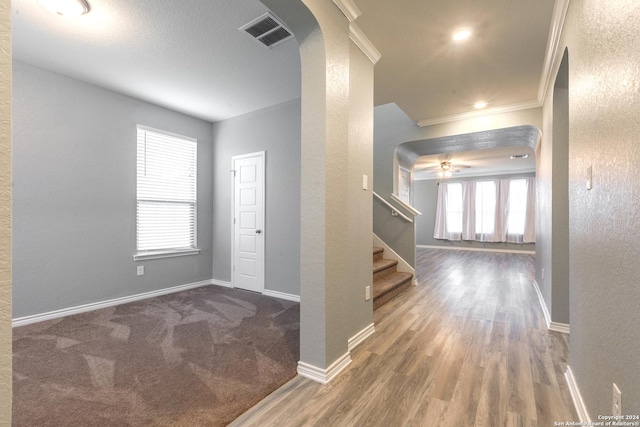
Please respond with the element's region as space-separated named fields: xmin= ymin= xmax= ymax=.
xmin=587 ymin=166 xmax=592 ymax=190
xmin=362 ymin=174 xmax=368 ymax=190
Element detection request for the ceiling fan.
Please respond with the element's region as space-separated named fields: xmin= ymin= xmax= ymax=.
xmin=418 ymin=161 xmax=470 ymax=178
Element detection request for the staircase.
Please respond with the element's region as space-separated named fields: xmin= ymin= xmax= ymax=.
xmin=372 ymin=247 xmax=413 ymax=309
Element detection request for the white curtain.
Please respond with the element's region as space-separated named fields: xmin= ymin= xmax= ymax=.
xmin=504 ymin=177 xmax=536 ymax=243
xmin=434 ymin=183 xmax=461 ymax=240
xmin=434 ymin=177 xmax=536 ymax=244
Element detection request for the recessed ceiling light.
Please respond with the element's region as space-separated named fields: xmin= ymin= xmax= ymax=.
xmin=453 ymin=29 xmax=472 ymax=41
xmin=39 ymin=0 xmax=90 ymax=18
xmin=474 ymin=101 xmax=488 ymax=109
xmin=510 ymin=154 xmax=529 ymax=160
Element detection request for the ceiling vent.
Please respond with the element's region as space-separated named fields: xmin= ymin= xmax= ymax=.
xmin=240 ymin=12 xmax=293 ymax=48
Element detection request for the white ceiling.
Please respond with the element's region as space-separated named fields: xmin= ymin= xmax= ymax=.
xmin=11 ymin=0 xmax=302 ymax=122
xmin=353 ymin=0 xmax=556 ymax=124
xmin=12 ymin=0 xmax=555 ymax=176
xmin=414 ymin=146 xmax=535 ymax=180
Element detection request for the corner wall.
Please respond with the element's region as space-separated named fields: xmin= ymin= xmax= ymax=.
xmin=0 ymin=0 xmax=12 ymax=421
xmin=211 ymin=99 xmax=301 ymax=297
xmin=12 ymin=62 xmax=214 ymax=318
xmin=547 ymin=0 xmax=640 ymax=416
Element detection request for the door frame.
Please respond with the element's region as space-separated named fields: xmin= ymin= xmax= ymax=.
xmin=230 ymin=151 xmax=266 ymax=292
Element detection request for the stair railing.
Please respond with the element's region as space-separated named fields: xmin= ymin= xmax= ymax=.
xmin=373 ymin=191 xmax=414 ymax=223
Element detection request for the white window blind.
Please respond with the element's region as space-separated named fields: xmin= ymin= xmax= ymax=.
xmin=136 ymin=127 xmax=197 ymax=253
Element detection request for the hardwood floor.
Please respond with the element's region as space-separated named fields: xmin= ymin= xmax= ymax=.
xmin=231 ymin=248 xmax=577 ymax=426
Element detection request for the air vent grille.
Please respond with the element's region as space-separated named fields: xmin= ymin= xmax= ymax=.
xmin=240 ymin=13 xmax=293 ymax=48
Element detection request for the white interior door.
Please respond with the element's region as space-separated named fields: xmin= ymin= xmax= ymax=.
xmin=232 ymin=152 xmax=265 ymax=293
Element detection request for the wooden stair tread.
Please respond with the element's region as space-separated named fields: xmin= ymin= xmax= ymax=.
xmin=373 ymin=258 xmax=398 ymax=273
xmin=371 ymin=246 xmax=413 ymax=310
xmin=373 ymin=272 xmax=413 ymax=299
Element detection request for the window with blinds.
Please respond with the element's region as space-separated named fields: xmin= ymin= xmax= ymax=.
xmin=136 ymin=126 xmax=197 ymax=255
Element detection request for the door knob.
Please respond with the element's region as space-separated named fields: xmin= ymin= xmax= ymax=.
xmin=256 ymin=229 xmax=262 ymax=234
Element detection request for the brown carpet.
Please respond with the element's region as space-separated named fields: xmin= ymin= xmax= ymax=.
xmin=12 ymin=285 xmax=300 ymax=426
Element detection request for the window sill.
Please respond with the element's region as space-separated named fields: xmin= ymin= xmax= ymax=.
xmin=133 ymin=248 xmax=201 ymax=261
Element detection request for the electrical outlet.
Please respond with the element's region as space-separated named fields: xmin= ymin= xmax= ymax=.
xmin=613 ymin=383 xmax=622 ymax=416
xmin=137 ymin=265 xmax=144 ymax=276
xmin=365 ymin=285 xmax=371 ymax=301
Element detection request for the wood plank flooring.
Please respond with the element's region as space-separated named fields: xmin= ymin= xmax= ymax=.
xmin=231 ymin=248 xmax=577 ymax=426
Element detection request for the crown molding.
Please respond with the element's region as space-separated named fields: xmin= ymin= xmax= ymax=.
xmin=416 ymin=0 xmax=570 ymax=129
xmin=537 ymin=0 xmax=572 ymax=104
xmin=332 ymin=0 xmax=361 ymax=22
xmin=416 ymin=99 xmax=542 ymax=127
xmin=349 ymin=23 xmax=382 ymax=64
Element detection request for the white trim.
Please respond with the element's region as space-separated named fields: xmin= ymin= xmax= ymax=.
xmin=263 ymin=289 xmax=300 ymax=303
xmin=565 ymin=366 xmax=591 ymax=423
xmin=373 ymin=233 xmax=415 ymax=276
xmin=136 ymin=124 xmax=197 ymax=142
xmin=347 ymin=323 xmax=375 ymax=352
xmin=12 ymin=280 xmax=213 ymax=327
xmin=133 ymin=248 xmax=201 ymax=261
xmin=417 ymin=244 xmax=535 ymax=255
xmin=231 ymin=151 xmax=266 ymax=292
xmin=349 ymin=23 xmax=381 ymax=65
xmin=212 ymin=279 xmax=232 ymax=288
xmin=297 ymin=352 xmax=352 ymax=385
xmin=537 ymin=0 xmax=571 ymax=103
xmin=550 ymin=322 xmax=570 ymax=334
xmin=532 ymin=279 xmax=552 ymax=329
xmin=390 ymin=193 xmax=422 ymax=216
xmin=532 ymin=280 xmax=571 ymax=334
xmin=416 ymin=100 xmax=542 ymax=128
xmin=373 ymin=191 xmax=413 ymax=223
xmin=332 ymin=0 xmax=361 ymax=22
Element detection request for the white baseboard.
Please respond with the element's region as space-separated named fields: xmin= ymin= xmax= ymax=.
xmin=373 ymin=233 xmax=415 ymax=276
xmin=550 ymin=322 xmax=570 ymax=334
xmin=565 ymin=366 xmax=591 ymax=423
xmin=263 ymin=289 xmax=300 ymax=303
xmin=532 ymin=279 xmax=552 ymax=329
xmin=532 ymin=280 xmax=570 ymax=334
xmin=348 ymin=323 xmax=375 ymax=352
xmin=297 ymin=352 xmax=352 ymax=385
xmin=416 ymin=244 xmax=535 ymax=254
xmin=212 ymin=279 xmax=232 ymax=288
xmin=13 ymin=279 xmax=214 ymax=327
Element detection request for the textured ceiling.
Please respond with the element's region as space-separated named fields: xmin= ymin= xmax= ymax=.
xmin=414 ymin=146 xmax=535 ymax=180
xmin=12 ymin=0 xmax=556 ymax=155
xmin=11 ymin=0 xmax=301 ymax=122
xmin=353 ymin=0 xmax=555 ymax=123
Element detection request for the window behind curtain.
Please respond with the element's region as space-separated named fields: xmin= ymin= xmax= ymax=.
xmin=446 ymin=183 xmax=463 ymax=233
xmin=507 ymin=179 xmax=527 ymax=234
xmin=475 ymin=181 xmax=496 ymax=235
xmin=136 ymin=127 xmax=197 ymax=253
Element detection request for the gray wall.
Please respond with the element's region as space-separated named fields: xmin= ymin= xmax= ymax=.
xmin=415 ymin=173 xmax=536 ymax=251
xmin=373 ymin=103 xmax=543 ymax=267
xmin=211 ymin=99 xmax=301 ymax=296
xmin=12 ymin=61 xmax=214 ymax=318
xmin=546 ymin=0 xmax=640 ymax=415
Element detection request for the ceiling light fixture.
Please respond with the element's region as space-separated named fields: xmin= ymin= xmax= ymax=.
xmin=453 ymin=29 xmax=472 ymax=41
xmin=39 ymin=0 xmax=90 ymax=18
xmin=474 ymin=101 xmax=488 ymax=109
xmin=437 ymin=161 xmax=453 ymax=178
xmin=510 ymin=154 xmax=529 ymax=159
